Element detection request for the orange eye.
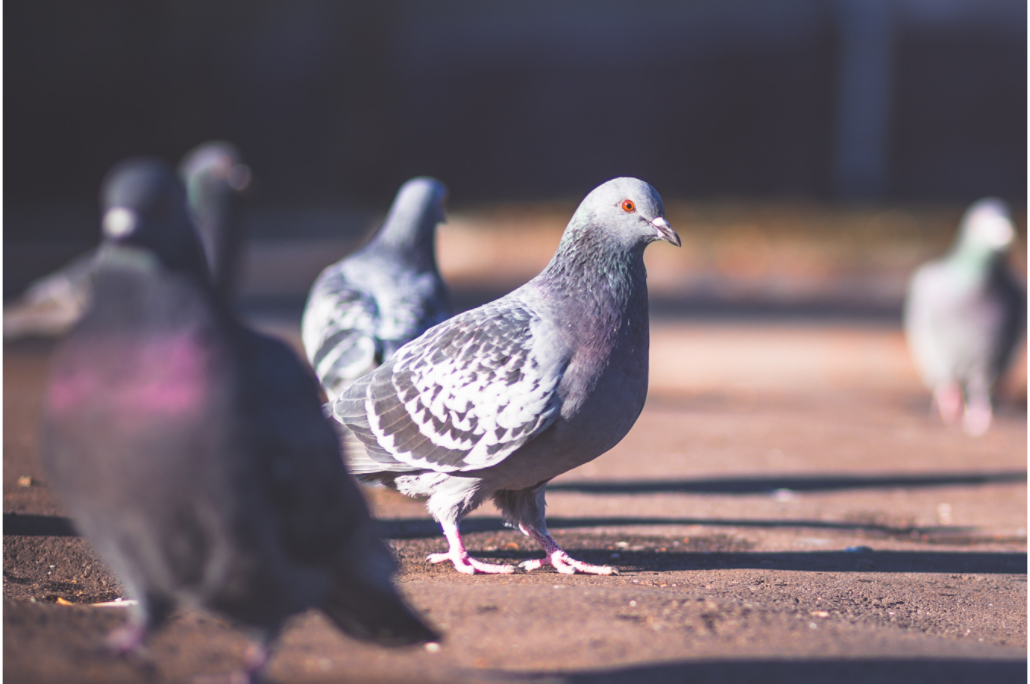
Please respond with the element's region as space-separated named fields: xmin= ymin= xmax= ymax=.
xmin=621 ymin=199 xmax=635 ymax=213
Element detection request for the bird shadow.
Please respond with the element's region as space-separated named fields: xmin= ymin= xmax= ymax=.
xmin=546 ymin=471 xmax=1026 ymax=495
xmin=5 ymin=513 xmax=1024 ymax=575
xmin=380 ymin=515 xmax=984 ymax=540
xmin=485 ymin=658 xmax=1026 ymax=684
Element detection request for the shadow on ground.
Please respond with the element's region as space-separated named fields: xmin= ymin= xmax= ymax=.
xmin=548 ymin=472 xmax=1028 ymax=495
xmin=505 ymin=658 xmax=1027 ymax=684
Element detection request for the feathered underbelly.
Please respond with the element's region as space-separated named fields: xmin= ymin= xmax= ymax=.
xmin=476 ymin=338 xmax=649 ymax=491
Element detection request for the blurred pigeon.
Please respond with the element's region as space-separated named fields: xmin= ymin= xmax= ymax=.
xmin=179 ymin=140 xmax=251 ymax=296
xmin=329 ymin=178 xmax=680 ymax=575
xmin=40 ymin=159 xmax=437 ymax=682
xmin=4 ymin=142 xmax=250 ymax=338
xmin=302 ymin=177 xmax=451 ymax=400
xmin=904 ymin=198 xmax=1025 ymax=435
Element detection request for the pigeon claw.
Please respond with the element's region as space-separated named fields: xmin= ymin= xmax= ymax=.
xmin=963 ymin=401 xmax=992 ymax=436
xmin=104 ymin=621 xmax=147 ymax=657
xmin=520 ymin=550 xmax=618 ymax=575
xmin=426 ymin=552 xmax=515 ymax=575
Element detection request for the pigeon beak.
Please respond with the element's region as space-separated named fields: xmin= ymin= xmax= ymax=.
xmin=651 ymin=217 xmax=680 ymax=247
xmin=103 ymin=207 xmax=139 ymax=239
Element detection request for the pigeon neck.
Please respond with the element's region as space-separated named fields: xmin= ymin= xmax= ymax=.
xmin=540 ymin=224 xmax=649 ymax=325
xmin=95 ymin=241 xmax=211 ymax=294
xmin=948 ymin=242 xmax=1007 ymax=279
xmin=188 ymin=177 xmax=241 ymax=294
xmin=366 ymin=204 xmax=438 ymax=264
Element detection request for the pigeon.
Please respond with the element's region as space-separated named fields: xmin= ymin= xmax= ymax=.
xmin=39 ymin=159 xmax=437 ymax=682
xmin=4 ymin=142 xmax=250 ymax=338
xmin=302 ymin=177 xmax=452 ymax=400
xmin=179 ymin=140 xmax=251 ymax=297
xmin=328 ymin=177 xmax=680 ymax=575
xmin=903 ymin=198 xmax=1025 ymax=435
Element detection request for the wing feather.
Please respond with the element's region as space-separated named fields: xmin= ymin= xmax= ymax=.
xmin=334 ymin=298 xmax=567 ymax=472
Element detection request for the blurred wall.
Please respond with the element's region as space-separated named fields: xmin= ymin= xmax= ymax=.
xmin=4 ymin=0 xmax=1026 ymax=237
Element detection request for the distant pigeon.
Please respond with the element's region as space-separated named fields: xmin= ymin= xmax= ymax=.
xmin=4 ymin=142 xmax=250 ymax=338
xmin=329 ymin=178 xmax=680 ymax=575
xmin=179 ymin=140 xmax=251 ymax=297
xmin=904 ymin=198 xmax=1025 ymax=435
xmin=302 ymin=177 xmax=451 ymax=400
xmin=40 ymin=159 xmax=437 ymax=682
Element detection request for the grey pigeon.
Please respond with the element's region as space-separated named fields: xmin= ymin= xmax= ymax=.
xmin=329 ymin=178 xmax=680 ymax=575
xmin=179 ymin=140 xmax=252 ymax=297
xmin=40 ymin=159 xmax=437 ymax=682
xmin=904 ymin=198 xmax=1025 ymax=435
xmin=4 ymin=142 xmax=250 ymax=338
xmin=302 ymin=177 xmax=451 ymax=400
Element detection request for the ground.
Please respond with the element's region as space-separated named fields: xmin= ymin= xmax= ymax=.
xmin=3 ymin=204 xmax=1027 ymax=683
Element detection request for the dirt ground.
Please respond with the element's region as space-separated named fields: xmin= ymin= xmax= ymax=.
xmin=4 ymin=305 xmax=1027 ymax=683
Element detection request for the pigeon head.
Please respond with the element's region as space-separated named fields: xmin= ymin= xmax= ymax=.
xmin=565 ymin=177 xmax=680 ymax=252
xmin=179 ymin=141 xmax=251 ymax=211
xmin=955 ymin=198 xmax=1016 ymax=261
xmin=100 ymin=158 xmax=209 ymax=277
xmin=369 ymin=177 xmax=448 ymax=254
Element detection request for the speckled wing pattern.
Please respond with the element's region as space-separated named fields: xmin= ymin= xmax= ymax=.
xmin=333 ymin=299 xmax=568 ymax=473
xmin=303 ymin=265 xmax=451 ymax=398
xmin=302 ymin=270 xmax=382 ymax=396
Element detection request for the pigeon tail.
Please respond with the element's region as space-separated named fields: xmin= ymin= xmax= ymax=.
xmin=320 ymin=570 xmax=439 ymax=646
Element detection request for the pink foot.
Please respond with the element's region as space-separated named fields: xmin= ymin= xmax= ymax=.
xmin=518 ymin=525 xmax=618 ymax=575
xmin=428 ymin=523 xmax=514 ymax=575
xmin=963 ymin=401 xmax=992 ymax=436
xmin=427 ymin=552 xmax=514 ymax=574
xmin=933 ymin=383 xmax=963 ymax=425
xmin=104 ymin=621 xmax=147 ymax=656
xmin=519 ymin=550 xmax=617 ymax=575
xmin=192 ymin=643 xmax=269 ymax=684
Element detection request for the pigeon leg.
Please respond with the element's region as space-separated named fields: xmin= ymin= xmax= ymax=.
xmin=963 ymin=392 xmax=993 ymax=436
xmin=933 ymin=382 xmax=963 ymax=425
xmin=104 ymin=619 xmax=148 ymax=656
xmin=191 ymin=642 xmax=270 ymax=684
xmin=240 ymin=642 xmax=271 ymax=684
xmin=426 ymin=522 xmax=514 ymax=575
xmin=104 ymin=591 xmax=173 ymax=656
xmin=518 ymin=525 xmax=617 ymax=575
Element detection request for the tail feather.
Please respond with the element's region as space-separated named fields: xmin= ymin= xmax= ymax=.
xmin=321 ymin=572 xmax=439 ymax=646
xmin=323 ymin=401 xmax=411 ymax=476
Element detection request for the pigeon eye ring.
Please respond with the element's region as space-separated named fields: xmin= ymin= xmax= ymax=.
xmin=620 ymin=199 xmax=635 ymax=213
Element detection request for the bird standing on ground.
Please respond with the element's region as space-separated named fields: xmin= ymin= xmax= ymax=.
xmin=302 ymin=177 xmax=451 ymax=400
xmin=904 ymin=198 xmax=1025 ymax=435
xmin=329 ymin=177 xmax=680 ymax=575
xmin=4 ymin=142 xmax=250 ymax=338
xmin=40 ymin=159 xmax=437 ymax=683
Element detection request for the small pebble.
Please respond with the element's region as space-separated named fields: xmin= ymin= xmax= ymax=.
xmin=18 ymin=476 xmax=32 ymax=488
xmin=424 ymin=642 xmax=441 ymax=654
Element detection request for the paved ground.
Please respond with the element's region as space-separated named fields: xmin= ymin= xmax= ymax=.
xmin=4 ymin=308 xmax=1026 ymax=683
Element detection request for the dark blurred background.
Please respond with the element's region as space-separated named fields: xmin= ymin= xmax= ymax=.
xmin=4 ymin=0 xmax=1027 ymax=296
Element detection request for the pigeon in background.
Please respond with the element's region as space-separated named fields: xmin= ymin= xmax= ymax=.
xmin=179 ymin=140 xmax=251 ymax=297
xmin=40 ymin=159 xmax=437 ymax=683
xmin=4 ymin=142 xmax=250 ymax=338
xmin=904 ymin=198 xmax=1025 ymax=435
xmin=329 ymin=178 xmax=680 ymax=575
xmin=302 ymin=177 xmax=451 ymax=400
